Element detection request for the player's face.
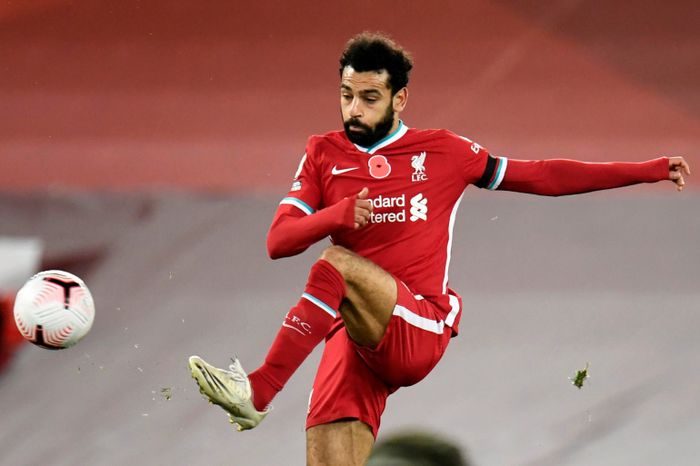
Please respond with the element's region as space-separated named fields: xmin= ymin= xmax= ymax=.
xmin=340 ymin=66 xmax=407 ymax=147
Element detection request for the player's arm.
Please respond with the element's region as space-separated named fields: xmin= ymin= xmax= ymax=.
xmin=478 ymin=155 xmax=690 ymax=195
xmin=267 ymin=188 xmax=373 ymax=259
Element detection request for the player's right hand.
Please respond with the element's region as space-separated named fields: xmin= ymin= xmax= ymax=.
xmin=355 ymin=187 xmax=373 ymax=229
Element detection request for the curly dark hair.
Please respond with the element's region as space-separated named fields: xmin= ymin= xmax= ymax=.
xmin=339 ymin=32 xmax=413 ymax=95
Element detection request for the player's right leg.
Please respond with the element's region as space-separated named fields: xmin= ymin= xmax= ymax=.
xmin=304 ymin=324 xmax=389 ymax=466
xmin=307 ymin=420 xmax=374 ymax=466
xmin=303 ymin=267 xmax=454 ymax=465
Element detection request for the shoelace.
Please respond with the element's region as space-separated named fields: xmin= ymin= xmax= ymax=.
xmin=227 ymin=360 xmax=248 ymax=384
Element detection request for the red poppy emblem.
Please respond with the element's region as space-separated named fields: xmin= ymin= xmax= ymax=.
xmin=368 ymin=155 xmax=391 ymax=179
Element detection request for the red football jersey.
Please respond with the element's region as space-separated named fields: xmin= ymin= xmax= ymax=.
xmin=279 ymin=122 xmax=506 ymax=334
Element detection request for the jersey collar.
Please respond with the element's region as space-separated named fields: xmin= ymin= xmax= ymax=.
xmin=353 ymin=120 xmax=409 ymax=155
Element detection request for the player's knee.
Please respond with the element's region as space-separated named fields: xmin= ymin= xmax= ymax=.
xmin=319 ymin=245 xmax=353 ymax=272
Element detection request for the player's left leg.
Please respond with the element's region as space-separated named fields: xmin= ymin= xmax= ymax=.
xmin=189 ymin=245 xmax=422 ymax=440
xmin=188 ymin=246 xmax=377 ymax=431
xmin=188 ymin=256 xmax=347 ymax=430
xmin=319 ymin=245 xmax=398 ymax=347
xmin=246 ymin=245 xmax=398 ymax=413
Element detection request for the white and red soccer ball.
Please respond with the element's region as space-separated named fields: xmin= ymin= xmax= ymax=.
xmin=13 ymin=270 xmax=95 ymax=350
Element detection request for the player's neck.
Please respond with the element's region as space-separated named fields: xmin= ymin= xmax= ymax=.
xmin=388 ymin=116 xmax=401 ymax=135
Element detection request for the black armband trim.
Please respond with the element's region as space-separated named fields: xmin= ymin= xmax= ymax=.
xmin=475 ymin=155 xmax=498 ymax=189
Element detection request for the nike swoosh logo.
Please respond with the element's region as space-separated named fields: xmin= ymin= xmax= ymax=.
xmin=331 ymin=166 xmax=359 ymax=176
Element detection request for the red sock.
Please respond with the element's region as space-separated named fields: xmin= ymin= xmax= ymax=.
xmin=248 ymin=259 xmax=344 ymax=411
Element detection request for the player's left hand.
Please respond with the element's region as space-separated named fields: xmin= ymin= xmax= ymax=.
xmin=668 ymin=156 xmax=691 ymax=191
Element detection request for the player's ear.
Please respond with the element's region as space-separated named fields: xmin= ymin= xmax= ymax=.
xmin=392 ymin=87 xmax=408 ymax=112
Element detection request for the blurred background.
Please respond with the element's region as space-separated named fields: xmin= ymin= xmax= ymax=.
xmin=1 ymin=1 xmax=698 ymax=464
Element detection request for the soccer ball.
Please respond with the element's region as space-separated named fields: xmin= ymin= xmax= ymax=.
xmin=13 ymin=270 xmax=95 ymax=350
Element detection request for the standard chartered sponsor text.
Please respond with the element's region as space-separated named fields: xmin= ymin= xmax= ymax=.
xmin=369 ymin=194 xmax=426 ymax=223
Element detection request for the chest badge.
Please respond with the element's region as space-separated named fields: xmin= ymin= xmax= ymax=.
xmin=368 ymin=154 xmax=391 ymax=179
xmin=411 ymin=151 xmax=428 ymax=182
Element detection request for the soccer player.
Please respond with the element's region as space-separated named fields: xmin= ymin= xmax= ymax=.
xmin=189 ymin=32 xmax=690 ymax=465
xmin=366 ymin=430 xmax=471 ymax=466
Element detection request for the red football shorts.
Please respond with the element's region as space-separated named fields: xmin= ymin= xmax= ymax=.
xmin=306 ymin=276 xmax=457 ymax=437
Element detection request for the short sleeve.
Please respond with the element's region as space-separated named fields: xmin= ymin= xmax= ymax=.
xmin=278 ymin=138 xmax=323 ymax=215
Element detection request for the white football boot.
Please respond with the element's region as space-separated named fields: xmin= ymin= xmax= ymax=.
xmin=188 ymin=355 xmax=269 ymax=431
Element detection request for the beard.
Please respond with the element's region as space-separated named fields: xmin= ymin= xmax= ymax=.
xmin=343 ymin=104 xmax=395 ymax=148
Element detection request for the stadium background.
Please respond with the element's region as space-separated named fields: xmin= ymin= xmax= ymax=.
xmin=1 ymin=1 xmax=698 ymax=464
